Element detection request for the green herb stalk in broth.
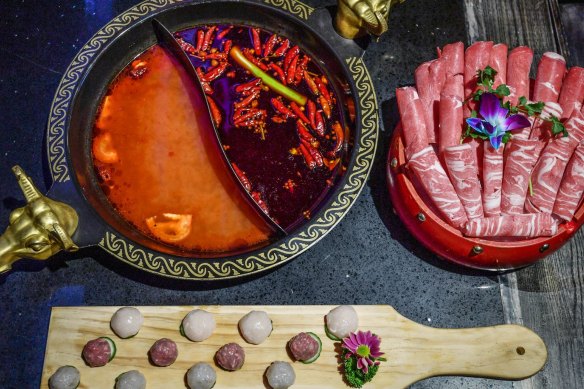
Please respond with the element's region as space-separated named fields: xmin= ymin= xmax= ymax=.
xmin=229 ymin=46 xmax=307 ymax=106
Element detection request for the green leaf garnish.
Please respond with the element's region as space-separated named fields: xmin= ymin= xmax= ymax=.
xmin=502 ymin=132 xmax=512 ymax=144
xmin=343 ymin=349 xmax=380 ymax=388
xmin=495 ymin=84 xmax=510 ymax=97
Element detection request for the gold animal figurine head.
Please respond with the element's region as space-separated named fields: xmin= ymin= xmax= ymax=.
xmin=0 ymin=166 xmax=78 ymax=273
xmin=335 ymin=0 xmax=405 ymax=39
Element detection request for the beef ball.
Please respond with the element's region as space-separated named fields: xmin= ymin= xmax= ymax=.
xmin=288 ymin=332 xmax=319 ymax=361
xmin=215 ymin=342 xmax=245 ymax=371
xmin=149 ymin=338 xmax=178 ymax=367
xmin=82 ymin=337 xmax=114 ymax=367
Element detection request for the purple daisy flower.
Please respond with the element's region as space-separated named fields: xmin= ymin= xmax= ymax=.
xmin=342 ymin=331 xmax=384 ymax=374
xmin=466 ymin=92 xmax=531 ymax=149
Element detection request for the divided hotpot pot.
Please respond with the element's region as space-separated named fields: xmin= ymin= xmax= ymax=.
xmin=0 ymin=0 xmax=383 ymax=280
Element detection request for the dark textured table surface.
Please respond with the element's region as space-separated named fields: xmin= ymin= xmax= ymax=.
xmin=0 ymin=1 xmax=579 ymax=388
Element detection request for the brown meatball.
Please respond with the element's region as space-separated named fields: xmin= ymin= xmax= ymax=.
xmin=215 ymin=343 xmax=245 ymax=371
xmin=288 ymin=332 xmax=319 ymax=361
xmin=149 ymin=338 xmax=178 ymax=367
xmin=82 ymin=338 xmax=111 ymax=367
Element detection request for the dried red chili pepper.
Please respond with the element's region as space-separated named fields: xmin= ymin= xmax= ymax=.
xmin=319 ymin=95 xmax=332 ymax=119
xmin=263 ymin=34 xmax=278 ymax=57
xmin=251 ymin=191 xmax=270 ymax=215
xmin=231 ymin=163 xmax=252 ymax=192
xmin=195 ymin=30 xmax=205 ymax=52
xmin=268 ymin=63 xmax=287 ymax=85
xmin=235 ymin=78 xmax=262 ymax=93
xmin=290 ymin=102 xmax=310 ymax=125
xmin=198 ymin=52 xmax=227 ymax=61
xmin=242 ymin=49 xmax=268 ymax=71
xmin=284 ymin=45 xmax=300 ymax=70
xmin=298 ymin=143 xmax=316 ymax=169
xmin=206 ymin=96 xmax=222 ymax=128
xmin=196 ymin=68 xmax=214 ymax=94
xmin=273 ymin=39 xmax=290 ymax=57
xmin=314 ymin=110 xmax=326 ymax=137
xmin=296 ymin=120 xmax=317 ymax=145
xmin=251 ymin=28 xmax=262 ymax=54
xmin=316 ymin=77 xmax=332 ymax=104
xmin=307 ymin=100 xmax=316 ymax=130
xmin=271 ymin=98 xmax=296 ymax=119
xmin=234 ymin=109 xmax=265 ymax=125
xmin=216 ymin=26 xmax=233 ymax=40
xmin=235 ymin=91 xmax=260 ymax=109
xmin=301 ymin=139 xmax=324 ymax=167
xmin=286 ymin=54 xmax=299 ymax=85
xmin=272 ymin=116 xmax=287 ymax=124
xmin=201 ymin=61 xmax=228 ymax=82
xmin=323 ymin=157 xmax=341 ymax=171
xmin=176 ymin=37 xmax=196 ymax=55
xmin=303 ymin=73 xmax=319 ymax=96
xmin=294 ymin=56 xmax=309 ymax=85
xmin=201 ymin=26 xmax=216 ymax=51
xmin=331 ymin=121 xmax=344 ymax=155
xmin=222 ymin=39 xmax=232 ymax=54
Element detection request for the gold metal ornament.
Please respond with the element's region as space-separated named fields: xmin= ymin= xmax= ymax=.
xmin=335 ymin=0 xmax=404 ymax=39
xmin=0 ymin=166 xmax=79 ymax=273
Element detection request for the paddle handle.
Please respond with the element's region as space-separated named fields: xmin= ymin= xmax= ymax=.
xmin=416 ymin=324 xmax=547 ymax=380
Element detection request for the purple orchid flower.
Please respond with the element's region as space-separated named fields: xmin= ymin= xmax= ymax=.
xmin=466 ymin=93 xmax=531 ymax=149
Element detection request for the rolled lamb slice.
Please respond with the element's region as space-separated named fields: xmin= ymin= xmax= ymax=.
xmin=438 ymin=93 xmax=464 ymax=155
xmin=525 ymin=136 xmax=579 ymax=213
xmin=489 ymin=43 xmax=508 ymax=87
xmin=464 ymin=41 xmax=494 ymax=116
xmin=506 ymin=46 xmax=534 ymax=105
xmin=553 ymin=141 xmax=584 ymax=221
xmin=442 ymin=74 xmax=464 ymax=100
xmin=396 ymin=87 xmax=429 ymax=157
xmin=464 ymin=213 xmax=557 ymax=238
xmin=407 ymin=146 xmax=468 ymax=229
xmin=532 ymin=52 xmax=566 ymax=103
xmin=558 ymin=67 xmax=584 ymax=119
xmin=500 ymin=139 xmax=545 ymax=214
xmin=415 ymin=59 xmax=447 ymax=143
xmin=443 ymin=144 xmax=484 ymax=219
xmin=530 ymin=102 xmax=563 ymax=140
xmin=437 ymin=41 xmax=464 ymax=77
xmin=482 ymin=143 xmax=504 ymax=217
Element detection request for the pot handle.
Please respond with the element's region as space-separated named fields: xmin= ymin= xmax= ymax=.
xmin=334 ymin=0 xmax=405 ymax=39
xmin=0 ymin=166 xmax=79 ymax=273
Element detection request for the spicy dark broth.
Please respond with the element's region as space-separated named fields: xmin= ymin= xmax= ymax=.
xmin=92 ymin=24 xmax=349 ymax=252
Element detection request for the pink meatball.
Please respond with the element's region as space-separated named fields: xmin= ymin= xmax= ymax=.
xmin=149 ymin=338 xmax=178 ymax=367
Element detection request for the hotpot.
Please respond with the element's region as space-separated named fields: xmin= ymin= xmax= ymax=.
xmin=0 ymin=0 xmax=392 ymax=280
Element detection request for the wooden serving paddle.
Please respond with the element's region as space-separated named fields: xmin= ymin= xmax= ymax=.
xmin=41 ymin=305 xmax=546 ymax=388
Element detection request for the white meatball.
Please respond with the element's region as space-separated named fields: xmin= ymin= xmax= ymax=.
xmin=110 ymin=307 xmax=144 ymax=339
xmin=48 ymin=366 xmax=80 ymax=389
xmin=325 ymin=305 xmax=358 ymax=339
xmin=266 ymin=361 xmax=295 ymax=389
xmin=187 ymin=362 xmax=217 ymax=389
xmin=238 ymin=310 xmax=272 ymax=345
xmin=115 ymin=370 xmax=146 ymax=389
xmin=182 ymin=309 xmax=216 ymax=342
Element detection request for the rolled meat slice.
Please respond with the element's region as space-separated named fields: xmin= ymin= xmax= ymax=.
xmin=553 ymin=142 xmax=584 ymax=221
xmin=415 ymin=59 xmax=447 ymax=143
xmin=506 ymin=46 xmax=534 ymax=105
xmin=525 ymin=136 xmax=579 ymax=213
xmin=500 ymin=139 xmax=545 ymax=214
xmin=407 ymin=146 xmax=468 ymax=229
xmin=438 ymin=93 xmax=463 ymax=155
xmin=482 ymin=143 xmax=504 ymax=217
xmin=463 ymin=213 xmax=557 ymax=238
xmin=530 ymin=101 xmax=563 ymax=140
xmin=464 ymin=41 xmax=494 ymax=116
xmin=558 ymin=67 xmax=584 ymax=119
xmin=437 ymin=42 xmax=464 ymax=77
xmin=532 ymin=52 xmax=566 ymax=103
xmin=443 ymin=144 xmax=484 ymax=219
xmin=396 ymin=87 xmax=429 ymax=157
xmin=566 ymin=109 xmax=584 ymax=143
xmin=442 ymin=74 xmax=464 ymax=100
xmin=489 ymin=43 xmax=508 ymax=87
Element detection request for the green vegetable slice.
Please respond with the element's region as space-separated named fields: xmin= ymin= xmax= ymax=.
xmin=229 ymin=46 xmax=307 ymax=106
xmin=324 ymin=324 xmax=342 ymax=341
xmin=302 ymin=332 xmax=322 ymax=364
xmin=100 ymin=336 xmax=117 ymax=361
xmin=179 ymin=322 xmax=186 ymax=338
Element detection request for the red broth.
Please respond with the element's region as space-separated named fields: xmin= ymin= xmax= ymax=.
xmin=93 ymin=45 xmax=274 ymax=253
